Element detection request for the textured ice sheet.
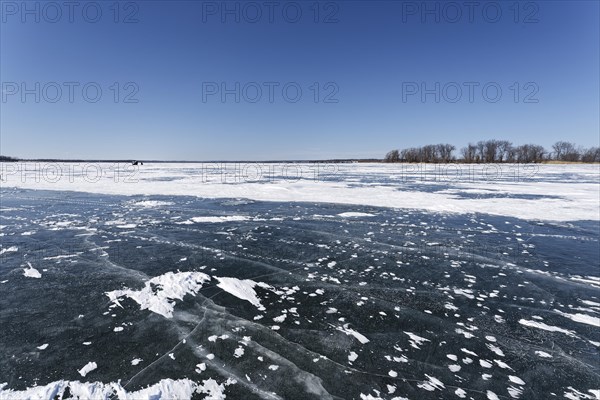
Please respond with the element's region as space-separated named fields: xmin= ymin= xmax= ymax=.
xmin=0 ymin=189 xmax=598 ymax=399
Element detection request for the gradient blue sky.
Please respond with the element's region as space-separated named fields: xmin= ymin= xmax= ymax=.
xmin=1 ymin=0 xmax=598 ymax=160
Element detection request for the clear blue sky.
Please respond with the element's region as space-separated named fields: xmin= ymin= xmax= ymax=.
xmin=1 ymin=1 xmax=598 ymax=160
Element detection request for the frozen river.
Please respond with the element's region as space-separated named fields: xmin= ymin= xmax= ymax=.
xmin=0 ymin=163 xmax=599 ymax=399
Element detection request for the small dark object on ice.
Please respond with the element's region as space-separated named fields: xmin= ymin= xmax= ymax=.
xmin=132 ymin=160 xmax=144 ymax=166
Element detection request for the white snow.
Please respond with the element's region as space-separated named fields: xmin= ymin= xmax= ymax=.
xmin=337 ymin=325 xmax=370 ymax=344
xmin=234 ymin=347 xmax=245 ymax=358
xmin=215 ymin=276 xmax=272 ymax=310
xmin=116 ymin=223 xmax=137 ymax=229
xmin=188 ymin=216 xmax=249 ymax=223
xmin=564 ymin=387 xmax=600 ymax=400
xmin=486 ymin=344 xmax=505 ymax=357
xmin=131 ymin=200 xmax=174 ymax=208
xmin=0 ymin=378 xmax=233 ymax=400
xmin=338 ymin=212 xmax=376 ymax=218
xmin=508 ymin=386 xmax=524 ymax=399
xmin=417 ymin=374 xmax=445 ymax=391
xmin=571 ymin=277 xmax=600 ymax=288
xmin=106 ymin=271 xmax=211 ymax=318
xmin=3 ymin=162 xmax=599 ymax=222
xmin=487 ymin=391 xmax=500 ymax=400
xmin=494 ymin=359 xmax=513 ymax=370
xmin=273 ymin=314 xmax=287 ymax=322
xmin=78 ymin=362 xmax=97 ymax=377
xmin=404 ymin=331 xmax=430 ymax=349
xmin=554 ymin=310 xmax=600 ymax=327
xmin=22 ymin=262 xmax=41 ymax=279
xmin=581 ymin=300 xmax=600 ymax=307
xmin=0 ymin=246 xmax=18 ymax=255
xmin=195 ymin=363 xmax=207 ymax=373
xmin=518 ymin=319 xmax=577 ymax=337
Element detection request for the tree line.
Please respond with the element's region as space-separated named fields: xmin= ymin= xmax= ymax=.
xmin=384 ymin=141 xmax=600 ymax=163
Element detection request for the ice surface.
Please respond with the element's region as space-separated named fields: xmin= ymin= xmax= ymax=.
xmin=1 ymin=186 xmax=598 ymax=399
xmin=2 ymin=162 xmax=599 ymax=221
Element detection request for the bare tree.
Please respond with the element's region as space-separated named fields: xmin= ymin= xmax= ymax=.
xmin=461 ymin=144 xmax=477 ymax=163
xmin=552 ymin=141 xmax=580 ymax=161
xmin=581 ymin=147 xmax=600 ymax=163
xmin=436 ymin=144 xmax=456 ymax=162
xmin=484 ymin=140 xmax=500 ymax=162
xmin=505 ymin=146 xmax=517 ymax=162
xmin=496 ymin=140 xmax=512 ymax=162
xmin=515 ymin=144 xmax=546 ymax=163
xmin=384 ymin=150 xmax=400 ymax=163
xmin=385 ymin=140 xmax=598 ymax=163
xmin=421 ymin=145 xmax=437 ymax=162
xmin=476 ymin=141 xmax=486 ymax=162
xmin=401 ymin=147 xmax=422 ymax=162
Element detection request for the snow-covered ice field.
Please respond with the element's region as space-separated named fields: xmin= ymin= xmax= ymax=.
xmin=0 ymin=163 xmax=599 ymax=399
xmin=1 ymin=162 xmax=599 ymax=221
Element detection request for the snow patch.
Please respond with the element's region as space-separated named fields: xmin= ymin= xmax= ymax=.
xmin=338 ymin=212 xmax=376 ymax=218
xmin=106 ymin=271 xmax=211 ymax=319
xmin=519 ymin=319 xmax=577 ymax=337
xmin=0 ymin=378 xmax=234 ymax=400
xmin=78 ymin=362 xmax=97 ymax=377
xmin=404 ymin=331 xmax=430 ymax=349
xmin=215 ymin=276 xmax=274 ymax=310
xmin=23 ymin=262 xmax=41 ymax=279
xmin=337 ymin=325 xmax=370 ymax=344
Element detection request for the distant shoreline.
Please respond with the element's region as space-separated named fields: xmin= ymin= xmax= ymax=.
xmin=0 ymin=157 xmax=598 ymax=164
xmin=0 ymin=158 xmax=379 ymax=164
